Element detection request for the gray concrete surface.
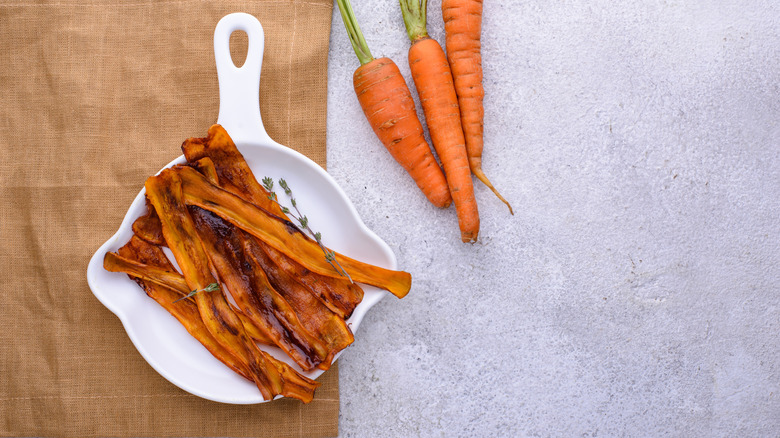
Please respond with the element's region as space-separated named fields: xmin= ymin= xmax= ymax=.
xmin=326 ymin=1 xmax=779 ymax=436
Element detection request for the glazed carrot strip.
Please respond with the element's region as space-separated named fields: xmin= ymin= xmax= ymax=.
xmin=103 ymin=249 xmax=275 ymax=346
xmin=131 ymin=198 xmax=165 ymax=245
xmin=104 ymin=251 xmax=189 ymax=294
xmin=175 ymin=166 xmax=412 ymax=298
xmin=145 ymin=169 xmax=318 ymax=402
xmin=189 ymin=156 xmax=220 ymax=187
xmin=191 ymin=206 xmax=330 ymax=371
xmin=182 ymin=130 xmax=364 ymax=317
xmin=182 ymin=125 xmax=286 ymax=216
xmin=111 ymin=236 xmax=253 ymax=381
xmin=261 ymin=243 xmax=362 ymax=319
xmin=242 ymin=233 xmax=354 ymax=367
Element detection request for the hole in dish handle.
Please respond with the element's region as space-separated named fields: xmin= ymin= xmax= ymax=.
xmin=214 ymin=13 xmax=272 ymax=145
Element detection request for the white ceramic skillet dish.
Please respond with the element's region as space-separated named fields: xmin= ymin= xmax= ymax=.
xmin=86 ymin=13 xmax=396 ymax=404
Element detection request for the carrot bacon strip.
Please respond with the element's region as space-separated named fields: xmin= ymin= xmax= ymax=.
xmin=269 ymin=357 xmax=323 ymax=403
xmin=189 ymin=156 xmax=220 ymax=187
xmin=261 ymin=243 xmax=362 ymax=319
xmin=132 ymin=199 xmax=165 ymax=245
xmin=182 ymin=125 xmax=286 ymax=217
xmin=242 ymin=233 xmax=354 ymax=367
xmin=175 ymin=166 xmax=412 ymax=298
xmin=190 ymin=206 xmax=331 ymax=371
xmin=145 ymin=169 xmax=318 ymax=402
xmin=103 ymin=249 xmax=275 ymax=346
xmin=104 ymin=251 xmax=189 ymax=295
xmin=182 ymin=128 xmax=365 ymax=317
xmin=109 ymin=236 xmax=253 ymax=381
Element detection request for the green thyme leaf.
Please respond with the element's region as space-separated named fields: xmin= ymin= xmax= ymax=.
xmin=173 ymin=282 xmax=220 ymax=303
xmin=262 ymin=176 xmax=274 ymax=191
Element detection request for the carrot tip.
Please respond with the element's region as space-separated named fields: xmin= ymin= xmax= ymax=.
xmin=461 ymin=233 xmax=478 ymax=244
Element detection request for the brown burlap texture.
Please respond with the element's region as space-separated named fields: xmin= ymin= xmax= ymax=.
xmin=0 ymin=1 xmax=338 ymax=436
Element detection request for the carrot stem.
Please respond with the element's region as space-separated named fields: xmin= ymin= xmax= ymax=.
xmin=399 ymin=0 xmax=428 ymax=42
xmin=335 ymin=0 xmax=374 ymax=65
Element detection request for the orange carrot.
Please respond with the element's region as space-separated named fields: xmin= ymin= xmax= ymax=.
xmin=336 ymin=0 xmax=451 ymax=209
xmin=399 ymin=0 xmax=479 ymax=243
xmin=443 ymin=0 xmax=513 ymax=214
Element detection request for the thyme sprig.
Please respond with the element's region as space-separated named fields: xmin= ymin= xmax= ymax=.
xmin=173 ymin=282 xmax=220 ymax=303
xmin=262 ymin=176 xmax=353 ymax=283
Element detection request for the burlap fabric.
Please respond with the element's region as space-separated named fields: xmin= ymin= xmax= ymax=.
xmin=0 ymin=1 xmax=338 ymax=436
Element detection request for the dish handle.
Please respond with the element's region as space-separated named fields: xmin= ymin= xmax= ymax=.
xmin=214 ymin=13 xmax=273 ymax=146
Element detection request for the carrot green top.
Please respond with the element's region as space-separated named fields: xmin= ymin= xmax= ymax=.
xmin=335 ymin=0 xmax=375 ymax=66
xmin=399 ymin=0 xmax=429 ymax=42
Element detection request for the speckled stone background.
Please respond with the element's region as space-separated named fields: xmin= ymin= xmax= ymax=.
xmin=325 ymin=0 xmax=779 ymax=436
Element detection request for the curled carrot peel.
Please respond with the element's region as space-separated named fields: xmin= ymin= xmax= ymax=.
xmin=145 ymin=169 xmax=318 ymax=402
xmin=189 ymin=156 xmax=220 ymax=187
xmin=336 ymin=0 xmax=451 ymax=208
xmin=182 ymin=128 xmax=365 ymax=318
xmin=400 ymin=0 xmax=480 ymax=243
xmin=175 ymin=166 xmax=412 ymax=298
xmin=442 ymin=0 xmax=512 ymax=214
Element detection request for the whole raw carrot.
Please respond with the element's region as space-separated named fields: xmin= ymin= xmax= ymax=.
xmin=399 ymin=0 xmax=479 ymax=243
xmin=336 ymin=0 xmax=451 ymax=209
xmin=443 ymin=0 xmax=513 ymax=214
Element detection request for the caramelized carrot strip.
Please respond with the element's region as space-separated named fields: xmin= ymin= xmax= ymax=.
xmin=270 ymin=357 xmax=322 ymax=403
xmin=182 ymin=131 xmax=365 ymax=317
xmin=189 ymin=156 xmax=220 ymax=186
xmin=191 ymin=206 xmax=330 ymax=371
xmin=104 ymin=251 xmax=189 ymax=295
xmin=185 ymin=154 xmax=355 ymax=363
xmin=242 ymin=233 xmax=354 ymax=367
xmin=263 ymin=243 xmax=363 ymax=319
xmin=235 ymin=315 xmax=276 ymax=347
xmin=182 ymin=124 xmax=285 ymax=216
xmin=175 ymin=166 xmax=412 ymax=298
xmin=111 ymin=236 xmax=253 ymax=381
xmin=145 ymin=169 xmax=318 ymax=402
xmin=132 ymin=198 xmax=165 ymax=245
xmin=103 ymin=250 xmax=275 ymax=346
